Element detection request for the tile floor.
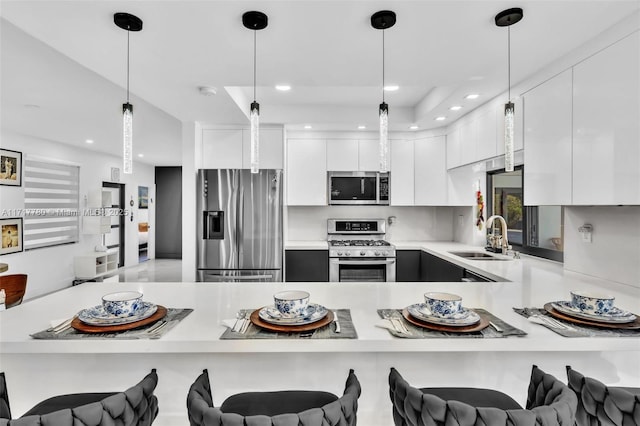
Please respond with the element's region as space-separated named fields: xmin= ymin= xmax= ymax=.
xmin=116 ymin=259 xmax=182 ymax=282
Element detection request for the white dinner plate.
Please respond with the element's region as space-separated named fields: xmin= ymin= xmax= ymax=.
xmin=551 ymin=301 xmax=636 ymax=324
xmin=77 ymin=302 xmax=158 ymax=326
xmin=258 ymin=303 xmax=328 ymax=325
xmin=406 ymin=303 xmax=481 ymax=327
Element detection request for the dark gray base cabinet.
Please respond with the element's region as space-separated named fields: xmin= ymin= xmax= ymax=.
xmin=396 ymin=250 xmax=422 ymax=282
xmin=285 ymin=250 xmax=329 ymax=282
xmin=420 ymin=251 xmax=464 ymax=282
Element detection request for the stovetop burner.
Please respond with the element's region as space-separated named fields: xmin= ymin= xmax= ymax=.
xmin=330 ymin=240 xmax=391 ymax=247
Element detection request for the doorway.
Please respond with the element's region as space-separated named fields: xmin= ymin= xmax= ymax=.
xmin=102 ymin=182 xmax=125 ymax=267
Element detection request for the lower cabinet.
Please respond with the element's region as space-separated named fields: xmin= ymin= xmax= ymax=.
xmin=396 ymin=250 xmax=422 ymax=282
xmin=285 ymin=250 xmax=329 ymax=282
xmin=420 ymin=251 xmax=464 ymax=282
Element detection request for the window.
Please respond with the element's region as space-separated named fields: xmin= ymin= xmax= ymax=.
xmin=487 ymin=166 xmax=563 ymax=262
xmin=23 ymin=159 xmax=80 ymax=250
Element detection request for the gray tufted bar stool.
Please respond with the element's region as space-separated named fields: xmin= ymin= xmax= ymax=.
xmin=0 ymin=369 xmax=158 ymax=426
xmin=566 ymin=365 xmax=640 ymax=426
xmin=389 ymin=365 xmax=577 ymax=426
xmin=187 ymin=368 xmax=361 ymax=426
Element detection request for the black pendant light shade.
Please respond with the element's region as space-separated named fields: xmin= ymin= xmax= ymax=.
xmin=114 ymin=12 xmax=143 ymax=32
xmin=494 ymin=8 xmax=523 ymax=27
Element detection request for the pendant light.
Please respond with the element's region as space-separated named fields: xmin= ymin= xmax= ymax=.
xmin=371 ymin=10 xmax=396 ymax=173
xmin=243 ymin=11 xmax=268 ymax=174
xmin=114 ymin=12 xmax=143 ymax=175
xmin=495 ymin=7 xmax=523 ymax=173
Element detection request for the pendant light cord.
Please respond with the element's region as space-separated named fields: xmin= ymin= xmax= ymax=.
xmin=382 ymin=30 xmax=385 ymax=103
xmin=507 ymin=25 xmax=511 ymax=102
xmin=126 ymin=27 xmax=130 ymax=103
xmin=253 ymin=30 xmax=257 ymax=102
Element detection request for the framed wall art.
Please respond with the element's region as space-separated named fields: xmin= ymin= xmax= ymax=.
xmin=0 ymin=149 xmax=22 ymax=186
xmin=138 ymin=186 xmax=149 ymax=209
xmin=1 ymin=217 xmax=23 ymax=255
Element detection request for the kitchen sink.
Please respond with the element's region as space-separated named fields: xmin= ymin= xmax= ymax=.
xmin=448 ymin=251 xmax=510 ymax=261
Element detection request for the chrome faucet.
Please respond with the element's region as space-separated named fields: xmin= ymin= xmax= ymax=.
xmin=486 ymin=215 xmax=510 ymax=254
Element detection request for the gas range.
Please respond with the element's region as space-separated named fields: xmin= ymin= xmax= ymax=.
xmin=327 ymin=219 xmax=396 ymax=258
xmin=328 ymin=239 xmax=395 ymax=258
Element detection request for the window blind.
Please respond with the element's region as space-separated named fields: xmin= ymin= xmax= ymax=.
xmin=23 ymin=159 xmax=80 ymax=250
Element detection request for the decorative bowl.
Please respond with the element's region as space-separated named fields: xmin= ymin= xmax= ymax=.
xmin=102 ymin=291 xmax=143 ymax=317
xmin=424 ymin=292 xmax=463 ymax=318
xmin=570 ymin=291 xmax=615 ymax=315
xmin=273 ymin=290 xmax=310 ymax=318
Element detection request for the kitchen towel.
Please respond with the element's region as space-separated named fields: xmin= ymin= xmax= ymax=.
xmin=377 ymin=308 xmax=527 ymax=339
xmin=30 ymin=308 xmax=193 ymax=340
xmin=514 ymin=307 xmax=640 ymax=337
xmin=219 ymin=308 xmax=357 ymax=340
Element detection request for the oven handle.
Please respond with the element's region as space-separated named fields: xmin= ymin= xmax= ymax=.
xmin=331 ymin=259 xmax=396 ymax=265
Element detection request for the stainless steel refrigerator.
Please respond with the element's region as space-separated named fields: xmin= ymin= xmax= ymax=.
xmin=196 ymin=169 xmax=283 ymax=282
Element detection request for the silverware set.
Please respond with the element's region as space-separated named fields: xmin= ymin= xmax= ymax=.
xmin=47 ymin=318 xmax=73 ymax=334
xmin=382 ymin=311 xmax=412 ymax=336
xmin=232 ymin=310 xmax=251 ymax=334
xmin=523 ymin=308 xmax=575 ymax=331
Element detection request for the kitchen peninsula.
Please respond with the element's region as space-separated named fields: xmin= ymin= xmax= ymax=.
xmin=1 ymin=249 xmax=639 ymax=426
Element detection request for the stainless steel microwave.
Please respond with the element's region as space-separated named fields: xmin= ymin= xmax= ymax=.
xmin=328 ymin=172 xmax=390 ymax=205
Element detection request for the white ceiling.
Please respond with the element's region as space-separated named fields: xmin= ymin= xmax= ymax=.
xmin=1 ymin=0 xmax=639 ymax=167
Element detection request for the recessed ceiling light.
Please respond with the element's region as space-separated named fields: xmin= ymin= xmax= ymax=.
xmin=198 ymin=86 xmax=217 ymax=96
xmin=435 ymin=116 xmax=446 ymax=121
xmin=137 ymin=154 xmax=144 ymax=158
xmin=465 ymin=93 xmax=480 ymax=100
xmin=85 ymin=139 xmax=94 ymax=144
xmin=383 ymin=85 xmax=399 ymax=91
xmin=409 ymin=125 xmax=419 ymax=130
xmin=304 ymin=125 xmax=312 ymax=129
xmin=275 ymin=85 xmax=291 ymax=91
xmin=449 ymin=105 xmax=462 ymax=111
xmin=358 ymin=125 xmax=366 ymax=130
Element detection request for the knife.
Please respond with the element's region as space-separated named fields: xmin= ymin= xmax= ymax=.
xmin=332 ymin=310 xmax=341 ymax=333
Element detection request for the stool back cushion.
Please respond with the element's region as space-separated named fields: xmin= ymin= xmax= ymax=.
xmin=220 ymin=390 xmax=338 ymax=416
xmin=0 ymin=373 xmax=10 ymax=420
xmin=566 ymin=366 xmax=640 ymax=426
xmin=0 ymin=369 xmax=158 ymax=426
xmin=187 ymin=368 xmax=361 ymax=426
xmin=419 ymin=387 xmax=522 ymax=410
xmin=389 ymin=366 xmax=576 ymax=426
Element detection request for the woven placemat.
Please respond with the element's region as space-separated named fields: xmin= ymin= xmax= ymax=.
xmin=377 ymin=308 xmax=527 ymax=339
xmin=30 ymin=308 xmax=193 ymax=340
xmin=219 ymin=308 xmax=357 ymax=340
xmin=514 ymin=307 xmax=640 ymax=337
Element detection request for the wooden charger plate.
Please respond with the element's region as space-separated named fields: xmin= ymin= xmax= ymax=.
xmin=402 ymin=308 xmax=490 ymax=333
xmin=544 ymin=303 xmax=640 ymax=330
xmin=71 ymin=305 xmax=167 ymax=333
xmin=250 ymin=308 xmax=334 ymax=333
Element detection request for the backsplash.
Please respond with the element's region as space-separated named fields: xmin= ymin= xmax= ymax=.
xmin=286 ymin=206 xmax=454 ymax=242
xmin=564 ymin=206 xmax=640 ymax=288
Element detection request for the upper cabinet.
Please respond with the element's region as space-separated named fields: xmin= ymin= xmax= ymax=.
xmin=415 ymin=136 xmax=448 ymax=205
xmin=326 ymin=139 xmax=379 ymax=171
xmin=287 ymin=139 xmax=327 ymax=206
xmin=523 ymin=69 xmax=573 ymax=206
xmin=201 ymin=127 xmax=284 ymax=170
xmin=390 ymin=139 xmax=414 ymax=205
xmin=572 ymin=32 xmax=640 ymax=205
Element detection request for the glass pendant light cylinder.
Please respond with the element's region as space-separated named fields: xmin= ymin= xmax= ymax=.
xmin=379 ymin=102 xmax=389 ymax=172
xmin=504 ymin=101 xmax=514 ymax=172
xmin=250 ymin=101 xmax=260 ymax=174
xmin=123 ymin=102 xmax=133 ymax=174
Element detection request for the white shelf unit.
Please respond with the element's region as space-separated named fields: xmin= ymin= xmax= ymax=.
xmin=83 ymin=189 xmax=113 ymax=235
xmin=74 ymin=250 xmax=119 ymax=279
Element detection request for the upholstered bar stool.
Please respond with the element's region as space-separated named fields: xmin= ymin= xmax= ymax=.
xmin=0 ymin=369 xmax=158 ymax=426
xmin=389 ymin=365 xmax=577 ymax=425
xmin=0 ymin=274 xmax=27 ymax=308
xmin=187 ymin=368 xmax=361 ymax=426
xmin=566 ymin=365 xmax=640 ymax=426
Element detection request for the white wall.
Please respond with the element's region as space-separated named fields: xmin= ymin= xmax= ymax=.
xmin=564 ymin=206 xmax=640 ymax=288
xmin=0 ymin=131 xmax=155 ymax=299
xmin=287 ymin=206 xmax=454 ymax=242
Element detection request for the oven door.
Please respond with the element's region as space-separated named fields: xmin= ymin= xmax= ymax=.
xmin=329 ymin=258 xmax=396 ymax=282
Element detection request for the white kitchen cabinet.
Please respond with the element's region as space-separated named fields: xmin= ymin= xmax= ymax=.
xmin=358 ymin=139 xmax=380 ymax=171
xmin=241 ymin=127 xmax=284 ymax=169
xmin=446 ymin=126 xmax=462 ymax=169
xmin=572 ymin=32 xmax=640 ymax=205
xmin=201 ymin=129 xmax=243 ymax=169
xmin=523 ymin=69 xmax=573 ymax=205
xmin=326 ymin=139 xmax=359 ymax=171
xmin=74 ymin=250 xmax=119 ymax=279
xmin=459 ymin=119 xmax=477 ymax=166
xmin=415 ymin=136 xmax=448 ymax=205
xmin=390 ymin=139 xmax=414 ymax=205
xmin=286 ymin=139 xmax=327 ymax=206
xmin=476 ymin=109 xmax=497 ymax=161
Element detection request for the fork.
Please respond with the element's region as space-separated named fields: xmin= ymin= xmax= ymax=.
xmin=240 ymin=311 xmax=251 ymax=334
xmin=382 ymin=311 xmax=410 ymax=335
xmin=528 ymin=314 xmax=574 ymax=330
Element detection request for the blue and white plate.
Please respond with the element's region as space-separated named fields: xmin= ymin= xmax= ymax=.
xmin=406 ymin=303 xmax=481 ymax=327
xmin=259 ymin=303 xmax=328 ymax=326
xmin=551 ymin=301 xmax=636 ymax=324
xmin=78 ymin=302 xmax=158 ymax=326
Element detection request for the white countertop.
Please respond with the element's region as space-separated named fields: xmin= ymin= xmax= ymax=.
xmin=285 ymin=240 xmax=328 ymax=250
